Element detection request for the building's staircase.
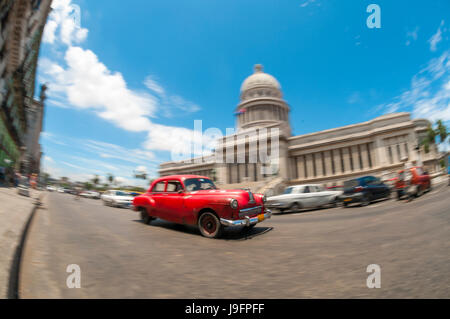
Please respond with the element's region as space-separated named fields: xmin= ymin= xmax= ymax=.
xmin=256 ymin=176 xmax=287 ymax=197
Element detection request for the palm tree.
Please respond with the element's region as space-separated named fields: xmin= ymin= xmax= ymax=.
xmin=107 ymin=173 xmax=114 ymax=186
xmin=91 ymin=175 xmax=100 ymax=189
xmin=421 ymin=120 xmax=448 ymax=153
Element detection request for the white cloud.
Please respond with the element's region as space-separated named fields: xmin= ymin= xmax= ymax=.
xmin=406 ymin=27 xmax=419 ymax=46
xmin=144 ymin=76 xmax=165 ymax=96
xmin=43 ymin=0 xmax=88 ymax=45
xmin=429 ymin=20 xmax=445 ymax=52
xmin=300 ymin=0 xmax=316 ymax=8
xmin=40 ymin=1 xmax=209 ymax=167
xmin=379 ymin=50 xmax=450 ymax=126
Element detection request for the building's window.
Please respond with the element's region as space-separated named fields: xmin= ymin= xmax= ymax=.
xmin=253 ymin=163 xmax=257 ymax=181
xmin=367 ymin=143 xmax=373 ymax=168
xmin=304 ymin=156 xmax=308 ymax=178
xmin=357 ymin=145 xmax=363 ymax=169
xmin=349 ymin=147 xmax=354 ymax=171
xmin=404 ymin=143 xmax=409 ymax=158
xmin=322 ymin=152 xmax=326 ymax=176
xmin=339 ymin=149 xmax=345 ymax=173
xmin=294 ymin=157 xmax=299 ymax=179
xmin=331 ymin=150 xmax=336 ymax=175
xmin=312 ymin=153 xmax=317 ymax=177
xmin=396 ymin=144 xmax=402 ymax=162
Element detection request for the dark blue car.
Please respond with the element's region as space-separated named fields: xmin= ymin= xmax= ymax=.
xmin=340 ymin=176 xmax=391 ymax=207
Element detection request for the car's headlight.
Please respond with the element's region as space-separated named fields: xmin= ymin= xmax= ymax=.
xmin=230 ymin=199 xmax=238 ymax=209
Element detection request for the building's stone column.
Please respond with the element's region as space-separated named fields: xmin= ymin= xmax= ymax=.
xmin=305 ymin=154 xmax=314 ymax=179
xmin=342 ymin=148 xmax=351 ymax=173
xmin=360 ymin=144 xmax=369 ymax=169
xmin=315 ymin=152 xmax=323 ymax=177
xmin=324 ymin=150 xmax=332 ymax=177
xmin=351 ymin=146 xmax=360 ymax=171
xmin=373 ymin=136 xmax=385 ymax=167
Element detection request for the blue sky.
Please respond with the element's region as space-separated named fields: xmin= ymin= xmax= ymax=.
xmin=38 ymin=0 xmax=450 ymax=186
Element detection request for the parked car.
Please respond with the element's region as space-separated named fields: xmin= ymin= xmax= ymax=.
xmin=101 ymin=190 xmax=134 ymax=208
xmin=340 ymin=176 xmax=391 ymax=207
xmin=46 ymin=185 xmax=56 ymax=192
xmin=266 ymin=184 xmax=342 ymax=212
xmin=80 ymin=191 xmax=101 ymax=199
xmin=132 ymin=175 xmax=272 ymax=239
xmin=394 ymin=166 xmax=431 ymax=199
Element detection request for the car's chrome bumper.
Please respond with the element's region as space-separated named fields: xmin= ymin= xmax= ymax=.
xmin=220 ymin=210 xmax=272 ymax=227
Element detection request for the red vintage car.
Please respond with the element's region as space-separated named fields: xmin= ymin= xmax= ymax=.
xmin=132 ymin=175 xmax=272 ymax=238
xmin=394 ymin=166 xmax=431 ymax=199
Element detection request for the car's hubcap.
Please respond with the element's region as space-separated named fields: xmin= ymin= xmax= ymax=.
xmin=202 ymin=215 xmax=216 ymax=234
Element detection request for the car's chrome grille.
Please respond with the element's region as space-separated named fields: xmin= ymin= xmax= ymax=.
xmin=239 ymin=206 xmax=262 ymax=218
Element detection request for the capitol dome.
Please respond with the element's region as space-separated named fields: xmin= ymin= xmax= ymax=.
xmin=240 ymin=65 xmax=282 ymax=99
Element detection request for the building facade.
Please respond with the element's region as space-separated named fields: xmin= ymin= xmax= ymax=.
xmin=159 ymin=65 xmax=441 ymax=193
xmin=0 ymin=0 xmax=52 ymax=175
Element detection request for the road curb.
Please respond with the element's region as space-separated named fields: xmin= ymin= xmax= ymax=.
xmin=6 ymin=193 xmax=45 ymax=299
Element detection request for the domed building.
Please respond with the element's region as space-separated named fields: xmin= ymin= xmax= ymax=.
xmin=159 ymin=65 xmax=441 ymax=194
xmin=236 ymin=64 xmax=290 ymax=134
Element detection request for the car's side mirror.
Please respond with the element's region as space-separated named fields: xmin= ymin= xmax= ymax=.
xmin=177 ymin=189 xmax=184 ymax=194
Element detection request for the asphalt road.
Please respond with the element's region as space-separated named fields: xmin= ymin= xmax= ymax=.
xmin=19 ymin=182 xmax=450 ymax=298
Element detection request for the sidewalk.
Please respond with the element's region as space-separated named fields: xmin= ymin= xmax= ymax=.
xmin=0 ymin=187 xmax=41 ymax=298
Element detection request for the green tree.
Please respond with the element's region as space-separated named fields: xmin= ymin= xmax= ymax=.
xmin=92 ymin=175 xmax=100 ymax=189
xmin=107 ymin=173 xmax=114 ymax=186
xmin=421 ymin=120 xmax=448 ymax=153
xmin=84 ymin=182 xmax=93 ymax=190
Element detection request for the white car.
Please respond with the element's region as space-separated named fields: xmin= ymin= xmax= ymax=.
xmin=46 ymin=185 xmax=56 ymax=192
xmin=80 ymin=191 xmax=101 ymax=199
xmin=101 ymin=190 xmax=134 ymax=208
xmin=266 ymin=184 xmax=342 ymax=212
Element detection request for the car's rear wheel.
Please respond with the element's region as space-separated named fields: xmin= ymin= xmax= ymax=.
xmin=360 ymin=194 xmax=370 ymax=207
xmin=198 ymin=212 xmax=222 ymax=239
xmin=416 ymin=185 xmax=423 ymax=197
xmin=290 ymin=202 xmax=301 ymax=212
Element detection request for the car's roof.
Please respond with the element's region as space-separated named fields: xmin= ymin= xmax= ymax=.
xmin=155 ymin=175 xmax=210 ymax=181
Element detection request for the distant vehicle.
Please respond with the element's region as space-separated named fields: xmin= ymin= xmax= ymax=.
xmin=57 ymin=187 xmax=65 ymax=193
xmin=266 ymin=184 xmax=342 ymax=212
xmin=80 ymin=191 xmax=101 ymax=199
xmin=327 ymin=185 xmax=344 ymax=193
xmin=395 ymin=166 xmax=431 ymax=199
xmin=101 ymin=190 xmax=134 ymax=208
xmin=17 ymin=176 xmax=30 ymax=197
xmin=129 ymin=192 xmax=144 ymax=197
xmin=46 ymin=185 xmax=56 ymax=192
xmin=133 ymin=175 xmax=271 ymax=239
xmin=340 ymin=176 xmax=391 ymax=207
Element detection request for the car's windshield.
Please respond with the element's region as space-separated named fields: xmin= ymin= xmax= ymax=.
xmin=184 ymin=178 xmax=217 ymax=192
xmin=116 ymin=191 xmax=129 ymax=196
xmin=283 ymin=187 xmax=294 ymax=194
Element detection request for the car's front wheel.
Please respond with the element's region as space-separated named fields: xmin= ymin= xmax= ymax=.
xmin=198 ymin=212 xmax=222 ymax=239
xmin=140 ymin=208 xmax=154 ymax=224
